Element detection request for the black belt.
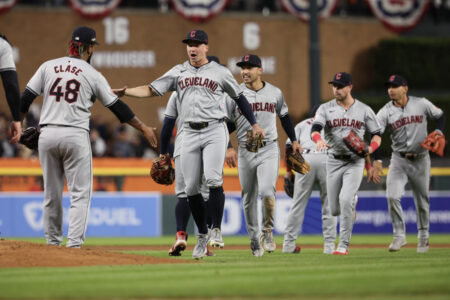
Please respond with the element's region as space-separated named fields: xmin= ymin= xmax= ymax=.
xmin=398 ymin=152 xmax=422 ymax=160
xmin=189 ymin=119 xmax=223 ymax=130
xmin=333 ymin=154 xmax=352 ymax=160
xmin=260 ymin=139 xmax=277 ymax=148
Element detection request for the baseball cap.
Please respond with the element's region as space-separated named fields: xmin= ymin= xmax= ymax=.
xmin=236 ymin=54 xmax=262 ymax=68
xmin=328 ymin=72 xmax=352 ymax=87
xmin=385 ymin=74 xmax=408 ymax=87
xmin=207 ymin=56 xmax=220 ymax=64
xmin=182 ymin=30 xmax=208 ymax=45
xmin=72 ymin=26 xmax=99 ymax=45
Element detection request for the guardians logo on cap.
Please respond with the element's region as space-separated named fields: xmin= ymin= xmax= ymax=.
xmin=182 ymin=30 xmax=208 ymax=44
xmin=328 ymin=72 xmax=352 ymax=87
xmin=236 ymin=54 xmax=262 ymax=68
xmin=385 ymin=75 xmax=408 ymax=87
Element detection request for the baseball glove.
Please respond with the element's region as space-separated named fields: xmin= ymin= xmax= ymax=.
xmin=283 ymin=175 xmax=294 ymax=198
xmin=286 ymin=145 xmax=310 ymax=175
xmin=343 ymin=130 xmax=368 ymax=157
xmin=421 ymin=131 xmax=447 ymax=157
xmin=19 ymin=127 xmax=40 ymax=150
xmin=246 ymin=130 xmax=265 ymax=153
xmin=150 ymin=155 xmax=175 ymax=185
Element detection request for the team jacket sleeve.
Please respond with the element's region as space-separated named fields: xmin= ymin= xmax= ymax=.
xmin=423 ymin=97 xmax=444 ymax=120
xmin=312 ymin=104 xmax=326 ymax=127
xmin=164 ymin=92 xmax=179 ymax=119
xmin=26 ymin=63 xmax=45 ymax=95
xmin=221 ymin=68 xmax=243 ymax=99
xmin=0 ymin=40 xmax=16 ymax=72
xmin=365 ymin=107 xmax=382 ymax=134
xmin=376 ymin=107 xmax=388 ymax=135
xmin=94 ymin=72 xmax=119 ymax=107
xmin=150 ymin=65 xmax=180 ymax=96
xmin=0 ymin=70 xmax=20 ymax=121
xmin=275 ymin=88 xmax=289 ymax=118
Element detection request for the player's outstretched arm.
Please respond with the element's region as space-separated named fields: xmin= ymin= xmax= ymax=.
xmin=368 ymin=160 xmax=383 ymax=184
xmin=9 ymin=121 xmax=21 ymax=144
xmin=225 ymin=141 xmax=237 ymax=168
xmin=127 ymin=117 xmax=157 ymax=148
xmin=112 ymin=85 xmax=158 ymax=98
xmin=280 ymin=114 xmax=302 ymax=153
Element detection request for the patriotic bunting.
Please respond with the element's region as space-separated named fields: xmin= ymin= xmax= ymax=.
xmin=366 ymin=0 xmax=432 ymax=33
xmin=68 ymin=0 xmax=122 ymax=19
xmin=171 ymin=0 xmax=231 ymax=23
xmin=0 ymin=0 xmax=17 ymax=14
xmin=278 ymin=0 xmax=340 ymax=21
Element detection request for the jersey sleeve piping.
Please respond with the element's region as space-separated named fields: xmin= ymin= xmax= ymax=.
xmin=104 ymin=97 xmax=119 ymax=108
xmin=149 ymin=84 xmax=163 ymax=96
xmin=25 ymin=86 xmax=39 ymax=96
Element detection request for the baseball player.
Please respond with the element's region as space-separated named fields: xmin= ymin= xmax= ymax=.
xmin=0 ymin=34 xmax=21 ymax=143
xmin=369 ymin=75 xmax=445 ymax=253
xmin=311 ymin=72 xmax=382 ymax=255
xmin=282 ymin=108 xmax=337 ymax=254
xmin=19 ymin=26 xmax=157 ymax=248
xmin=224 ymin=54 xmax=301 ymax=257
xmin=113 ymin=30 xmax=265 ymax=259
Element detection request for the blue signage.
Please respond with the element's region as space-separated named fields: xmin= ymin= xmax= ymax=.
xmin=0 ymin=193 xmax=161 ymax=237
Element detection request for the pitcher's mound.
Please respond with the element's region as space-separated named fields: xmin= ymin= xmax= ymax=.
xmin=0 ymin=239 xmax=192 ymax=268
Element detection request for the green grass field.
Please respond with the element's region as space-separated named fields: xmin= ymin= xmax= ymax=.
xmin=1 ymin=234 xmax=450 ymax=299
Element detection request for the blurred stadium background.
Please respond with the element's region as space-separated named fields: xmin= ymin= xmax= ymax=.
xmin=0 ymin=0 xmax=449 ymax=238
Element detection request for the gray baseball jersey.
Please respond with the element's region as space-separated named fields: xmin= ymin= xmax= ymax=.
xmin=152 ymin=60 xmax=236 ymax=195
xmin=27 ymin=57 xmax=118 ymax=130
xmin=377 ymin=97 xmax=443 ymax=241
xmin=0 ymin=38 xmax=16 ymax=72
xmin=313 ymin=99 xmax=382 ymax=251
xmin=283 ymin=118 xmax=337 ymax=253
xmin=224 ymin=81 xmax=287 ymax=242
xmin=25 ymin=56 xmax=118 ymax=248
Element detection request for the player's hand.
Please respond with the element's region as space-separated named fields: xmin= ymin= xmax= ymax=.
xmin=225 ymin=147 xmax=238 ymax=168
xmin=367 ymin=160 xmax=383 ymax=183
xmin=291 ymin=141 xmax=302 ymax=154
xmin=252 ymin=123 xmax=265 ymax=139
xmin=112 ymin=86 xmax=127 ymax=97
xmin=316 ymin=140 xmax=330 ymax=151
xmin=9 ymin=121 xmax=22 ymax=144
xmin=140 ymin=125 xmax=157 ymax=148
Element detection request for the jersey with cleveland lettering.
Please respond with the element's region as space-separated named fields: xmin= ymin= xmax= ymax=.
xmin=0 ymin=37 xmax=15 ymax=72
xmin=224 ymin=81 xmax=288 ymax=144
xmin=287 ymin=118 xmax=326 ymax=152
xmin=26 ymin=56 xmax=118 ymax=130
xmin=150 ymin=61 xmax=242 ymax=123
xmin=377 ymin=96 xmax=443 ymax=154
xmin=164 ymin=92 xmax=184 ymax=158
xmin=313 ymin=99 xmax=381 ymax=156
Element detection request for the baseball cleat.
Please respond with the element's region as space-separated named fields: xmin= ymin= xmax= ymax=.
xmin=292 ymin=246 xmax=301 ymax=254
xmin=209 ymin=227 xmax=225 ymax=248
xmin=260 ymin=229 xmax=276 ymax=253
xmin=169 ymin=231 xmax=188 ymax=256
xmin=333 ymin=247 xmax=349 ymax=255
xmin=388 ymin=237 xmax=407 ymax=252
xmin=192 ymin=233 xmax=209 ymax=260
xmin=417 ymin=238 xmax=429 ymax=253
xmin=251 ymin=239 xmax=264 ymax=257
xmin=323 ymin=243 xmax=335 ymax=255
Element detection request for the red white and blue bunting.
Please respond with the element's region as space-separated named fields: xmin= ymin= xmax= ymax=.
xmin=0 ymin=0 xmax=17 ymax=14
xmin=278 ymin=0 xmax=340 ymax=22
xmin=68 ymin=0 xmax=122 ymax=19
xmin=366 ymin=0 xmax=431 ymax=33
xmin=171 ymin=0 xmax=231 ymax=23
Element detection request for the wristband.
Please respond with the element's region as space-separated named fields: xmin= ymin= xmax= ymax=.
xmin=312 ymin=133 xmax=323 ymax=143
xmin=370 ymin=141 xmax=379 ymax=152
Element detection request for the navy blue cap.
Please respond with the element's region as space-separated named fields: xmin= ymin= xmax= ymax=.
xmin=385 ymin=74 xmax=408 ymax=87
xmin=72 ymin=26 xmax=99 ymax=45
xmin=236 ymin=54 xmax=262 ymax=68
xmin=328 ymin=72 xmax=352 ymax=87
xmin=182 ymin=30 xmax=208 ymax=45
xmin=207 ymin=56 xmax=220 ymax=64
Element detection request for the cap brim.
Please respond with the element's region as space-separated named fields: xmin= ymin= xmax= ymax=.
xmin=236 ymin=62 xmax=260 ymax=67
xmin=385 ymin=82 xmax=401 ymax=87
xmin=182 ymin=38 xmax=207 ymax=44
